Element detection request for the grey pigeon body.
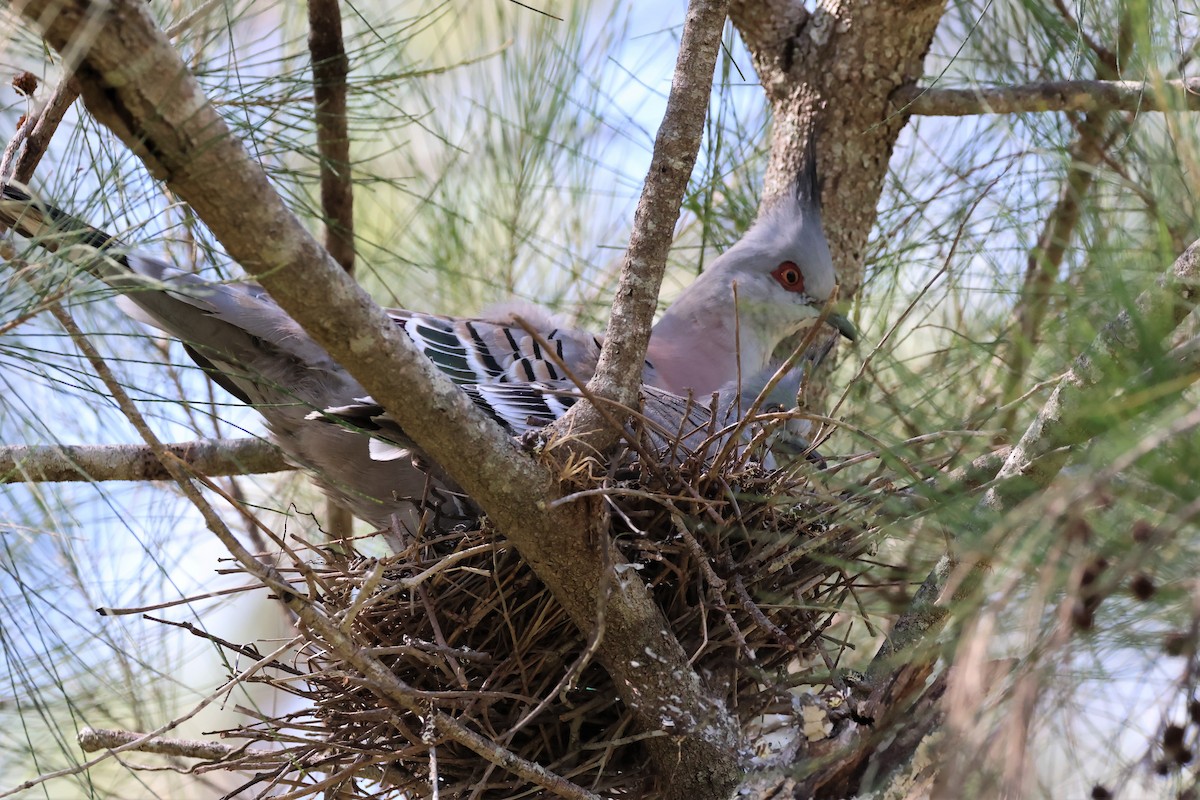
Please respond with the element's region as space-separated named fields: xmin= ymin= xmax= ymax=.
xmin=312 ymin=362 xmax=825 ymax=475
xmin=0 ymin=174 xmax=848 ymax=533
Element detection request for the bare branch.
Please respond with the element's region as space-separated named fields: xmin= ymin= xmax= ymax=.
xmin=895 ymin=78 xmax=1200 ymax=116
xmin=0 ymin=75 xmax=80 ymax=182
xmin=436 ymin=723 xmax=605 ymax=800
xmin=307 ymin=0 xmax=354 ymax=274
xmin=78 ymin=727 xmax=269 ymax=762
xmin=307 ymin=0 xmax=355 ymax=537
xmin=0 ymin=438 xmax=290 ymax=482
xmin=559 ymin=0 xmax=730 ymax=432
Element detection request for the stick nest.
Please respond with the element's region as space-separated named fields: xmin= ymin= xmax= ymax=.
xmin=205 ymin=443 xmax=888 ymax=798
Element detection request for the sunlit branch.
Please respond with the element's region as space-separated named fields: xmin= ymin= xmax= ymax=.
xmin=78 ymin=727 xmax=270 ymax=761
xmin=896 ymin=78 xmax=1200 ymax=116
xmin=0 ymin=438 xmax=290 ymax=483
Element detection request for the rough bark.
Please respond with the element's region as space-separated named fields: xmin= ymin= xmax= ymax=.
xmin=78 ymin=727 xmax=270 ymax=762
xmin=731 ymin=0 xmax=947 ymax=301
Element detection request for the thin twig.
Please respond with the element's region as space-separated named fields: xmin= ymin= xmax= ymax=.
xmin=97 ymin=582 xmax=266 ymax=616
xmin=0 ymin=76 xmax=80 ymax=182
xmin=1 ymin=637 xmax=302 ymax=799
xmin=78 ymin=727 xmax=272 ymax=761
xmin=142 ymin=614 xmax=305 ymax=676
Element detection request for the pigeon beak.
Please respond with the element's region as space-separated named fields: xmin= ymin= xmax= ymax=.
xmin=827 ymin=312 xmax=858 ymax=342
xmin=771 ymin=427 xmax=829 ymax=470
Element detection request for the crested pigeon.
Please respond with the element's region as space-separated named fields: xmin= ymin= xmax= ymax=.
xmin=0 ymin=171 xmax=849 ymax=530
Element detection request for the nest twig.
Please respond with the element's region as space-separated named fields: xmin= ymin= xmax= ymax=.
xmin=147 ymin=430 xmax=896 ymax=799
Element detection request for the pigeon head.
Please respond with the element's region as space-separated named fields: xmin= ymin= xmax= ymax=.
xmin=648 ymin=149 xmax=855 ymax=396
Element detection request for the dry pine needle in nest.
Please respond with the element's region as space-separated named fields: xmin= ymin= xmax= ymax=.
xmin=197 ymin=410 xmax=886 ymax=799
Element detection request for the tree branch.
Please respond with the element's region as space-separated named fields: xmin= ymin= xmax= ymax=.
xmin=731 ymin=0 xmax=946 ymax=297
xmin=307 ymin=0 xmax=354 ymax=274
xmin=12 ymin=2 xmax=740 ymax=795
xmin=78 ymin=727 xmax=269 ymax=762
xmin=0 ymin=438 xmax=290 ymax=482
xmin=307 ymin=0 xmax=355 ymax=537
xmin=895 ymin=78 xmax=1200 ymax=116
xmin=555 ymin=0 xmax=729 ymax=439
xmin=726 ymin=0 xmax=808 ymax=104
xmin=0 ymin=74 xmax=79 ymax=181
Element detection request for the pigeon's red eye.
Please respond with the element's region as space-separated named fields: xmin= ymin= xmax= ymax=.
xmin=771 ymin=261 xmax=805 ymax=293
